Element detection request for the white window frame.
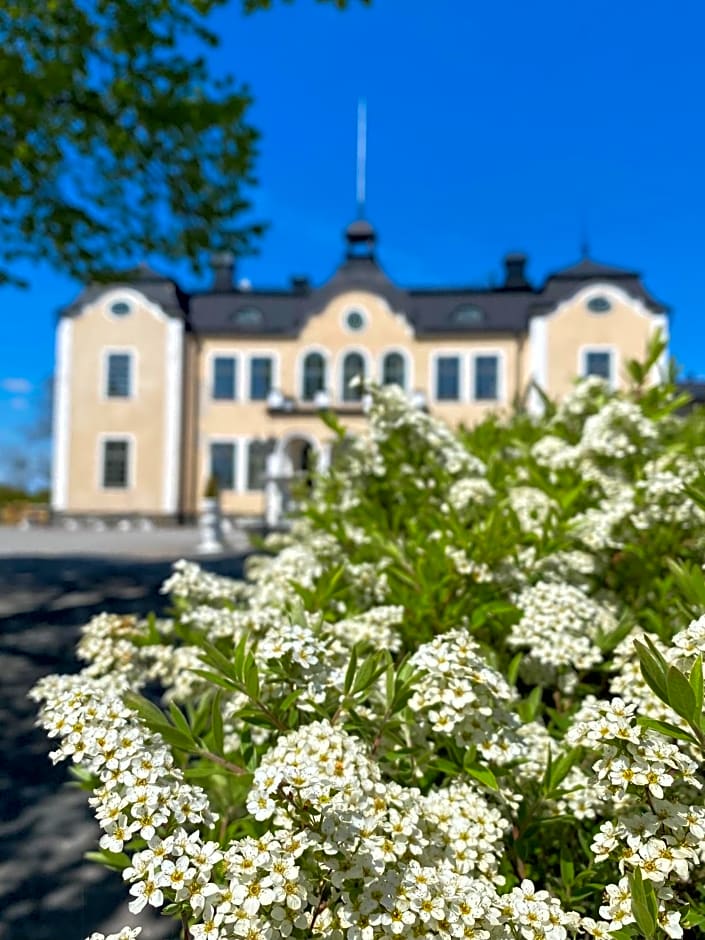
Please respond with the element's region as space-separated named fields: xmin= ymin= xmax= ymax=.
xmin=101 ymin=347 xmax=137 ymax=401
xmin=470 ymin=349 xmax=506 ymax=403
xmin=429 ymin=350 xmax=464 ymax=403
xmin=337 ymin=347 xmax=372 ymax=403
xmin=379 ymin=347 xmax=413 ymax=392
xmin=208 ymin=350 xmax=240 ymax=402
xmin=97 ymin=433 xmax=135 ymax=491
xmin=297 ymin=345 xmax=331 ymax=402
xmin=247 ymin=350 xmax=280 ymax=402
xmin=207 ymin=436 xmax=241 ymax=492
xmin=579 ymin=344 xmax=618 ymax=390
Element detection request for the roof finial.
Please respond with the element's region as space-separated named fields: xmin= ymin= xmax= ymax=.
xmin=356 ymin=98 xmax=367 ymax=219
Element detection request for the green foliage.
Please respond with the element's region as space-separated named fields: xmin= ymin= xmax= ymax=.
xmin=0 ymin=0 xmax=365 ymax=284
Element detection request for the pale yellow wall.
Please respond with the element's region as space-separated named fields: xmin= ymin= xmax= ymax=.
xmin=59 ymin=281 xmax=665 ymax=520
xmin=194 ymin=291 xmax=523 ymax=514
xmin=545 ymin=285 xmax=661 ymax=398
xmin=65 ymin=290 xmax=172 ymax=514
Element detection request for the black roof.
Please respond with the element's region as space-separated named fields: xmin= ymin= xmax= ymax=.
xmin=59 ymin=225 xmax=669 ymax=333
xmin=61 ymin=263 xmax=188 ymax=319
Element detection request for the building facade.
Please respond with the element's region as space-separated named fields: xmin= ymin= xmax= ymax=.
xmin=51 ymin=220 xmax=668 ymax=523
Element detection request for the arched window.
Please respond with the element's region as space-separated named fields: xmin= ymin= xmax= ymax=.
xmin=342 ymin=352 xmax=365 ymax=402
xmin=302 ymin=352 xmax=326 ymax=401
xmin=382 ymin=352 xmax=406 ymax=389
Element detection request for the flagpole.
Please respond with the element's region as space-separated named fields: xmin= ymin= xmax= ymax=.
xmin=356 ymin=98 xmax=367 ymax=219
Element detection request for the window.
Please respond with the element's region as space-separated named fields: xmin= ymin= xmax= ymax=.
xmin=584 ymin=350 xmax=612 ymax=381
xmin=302 ymin=352 xmax=326 ymax=401
xmin=212 ymin=356 xmax=237 ymax=400
xmin=587 ymin=296 xmax=612 ymax=313
xmin=231 ymin=307 xmax=264 ymax=328
xmin=453 ymin=304 xmax=484 ymax=326
xmin=249 ymin=356 xmax=273 ymax=401
xmin=109 ymin=300 xmax=131 ymax=316
xmin=102 ymin=439 xmax=130 ymax=488
xmin=474 ymin=355 xmax=499 ymax=401
xmin=382 ymin=352 xmax=406 ymax=389
xmin=106 ymin=353 xmax=132 ymax=398
xmin=345 ymin=310 xmax=366 ymax=332
xmin=342 ymin=352 xmax=365 ymax=401
xmin=436 ymin=356 xmax=460 ymax=401
xmin=210 ymin=442 xmax=237 ymax=490
xmin=247 ymin=438 xmax=277 ymax=491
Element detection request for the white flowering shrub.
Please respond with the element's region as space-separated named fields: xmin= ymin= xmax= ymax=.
xmin=31 ymin=336 xmax=705 ymax=939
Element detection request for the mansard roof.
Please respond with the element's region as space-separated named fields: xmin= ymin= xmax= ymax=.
xmin=61 ymin=263 xmax=188 ymax=318
xmin=59 ymin=233 xmax=669 ymax=331
xmin=541 ymin=256 xmax=668 ymax=314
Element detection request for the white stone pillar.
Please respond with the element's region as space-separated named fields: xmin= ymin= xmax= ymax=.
xmin=197 ymin=495 xmax=224 ymax=554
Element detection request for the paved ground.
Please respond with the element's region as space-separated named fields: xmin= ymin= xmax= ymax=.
xmin=0 ymin=527 xmax=251 ymax=940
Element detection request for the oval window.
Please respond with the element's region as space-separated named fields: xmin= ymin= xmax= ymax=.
xmin=587 ymin=296 xmax=612 ymax=313
xmin=110 ymin=300 xmax=131 ymax=316
xmin=345 ymin=310 xmax=365 ymax=332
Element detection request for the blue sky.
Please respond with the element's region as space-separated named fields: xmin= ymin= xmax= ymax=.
xmin=2 ymin=0 xmax=704 ymax=478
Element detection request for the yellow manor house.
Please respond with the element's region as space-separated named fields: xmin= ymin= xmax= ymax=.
xmin=51 ymin=219 xmax=668 ymax=524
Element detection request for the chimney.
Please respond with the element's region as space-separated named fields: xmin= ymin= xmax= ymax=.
xmin=210 ymin=251 xmax=235 ymax=291
xmin=503 ymin=252 xmax=529 ymax=289
xmin=291 ymin=275 xmax=310 ymax=295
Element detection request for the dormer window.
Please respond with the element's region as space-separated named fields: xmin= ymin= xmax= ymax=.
xmin=109 ymin=300 xmax=132 ymax=317
xmin=452 ymin=304 xmax=484 ymax=326
xmin=231 ymin=306 xmax=264 ymax=327
xmin=586 ymin=296 xmax=612 ymax=313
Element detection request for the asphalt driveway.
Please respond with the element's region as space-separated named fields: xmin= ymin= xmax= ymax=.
xmin=0 ymin=528 xmax=249 ymax=940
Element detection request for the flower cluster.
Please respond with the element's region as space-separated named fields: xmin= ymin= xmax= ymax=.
xmin=509 ymin=581 xmax=616 ymax=691
xmin=30 ymin=355 xmax=705 ymax=940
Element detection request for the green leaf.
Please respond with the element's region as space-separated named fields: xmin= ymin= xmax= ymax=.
xmin=232 ymin=633 xmax=248 ymax=683
xmin=634 ymin=638 xmax=669 ymax=705
xmin=629 ymin=868 xmax=658 ymax=939
xmin=169 ymin=701 xmax=193 ymax=740
xmin=683 ymin=905 xmax=705 ymax=929
xmin=507 ymin=652 xmax=522 ymax=686
xmin=244 ymin=653 xmax=260 ymax=700
xmin=690 ymin=655 xmax=704 ymax=720
xmin=518 ymin=685 xmax=543 ymax=722
xmin=637 ymin=715 xmax=699 ymax=746
xmin=559 ymin=850 xmax=575 ymax=887
xmin=344 ymin=645 xmax=359 ymax=696
xmin=464 ymin=761 xmax=499 ymax=791
xmin=84 ymin=849 xmax=130 ymax=871
xmin=210 ymin=691 xmax=224 ymax=754
xmin=154 ymin=724 xmax=198 ymax=752
xmin=666 ymin=664 xmax=697 ymax=721
xmin=190 ymin=668 xmax=239 ymax=691
xmin=351 ymin=651 xmax=386 ymax=695
xmin=548 ymin=748 xmax=580 ymax=792
xmin=123 ymin=691 xmax=169 ymax=727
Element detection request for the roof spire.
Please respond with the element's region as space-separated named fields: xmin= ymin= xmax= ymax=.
xmin=580 ymin=214 xmax=590 ymax=259
xmin=356 ymin=98 xmax=367 ymax=219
